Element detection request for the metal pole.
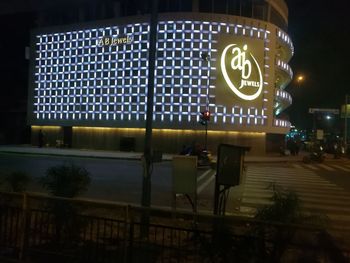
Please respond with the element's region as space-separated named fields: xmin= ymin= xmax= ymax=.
xmin=205 ymin=121 xmax=208 ymax=150
xmin=345 ymin=95 xmax=348 ymax=153
xmin=201 ymin=52 xmax=210 ymax=151
xmin=313 ymin=113 xmax=316 ymax=143
xmin=141 ymin=0 xmax=158 ymax=210
xmin=213 ymin=181 xmax=219 ymax=215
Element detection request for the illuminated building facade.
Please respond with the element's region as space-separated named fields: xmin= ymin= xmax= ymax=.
xmin=28 ymin=0 xmax=293 ymax=154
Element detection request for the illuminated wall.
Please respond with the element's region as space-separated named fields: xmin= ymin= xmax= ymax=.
xmin=28 ymin=17 xmax=275 ymax=131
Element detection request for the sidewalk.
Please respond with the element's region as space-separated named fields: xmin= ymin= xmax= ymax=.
xmin=0 ymin=144 xmax=309 ymax=163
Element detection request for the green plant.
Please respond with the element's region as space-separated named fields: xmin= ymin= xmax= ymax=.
xmin=256 ymin=184 xmax=328 ymax=227
xmin=252 ymin=185 xmax=331 ymax=262
xmin=40 ymin=163 xmax=91 ymax=244
xmin=5 ymin=171 xmax=31 ymax=192
xmin=41 ymin=163 xmax=91 ymax=198
xmin=192 ymin=185 xmax=340 ymax=262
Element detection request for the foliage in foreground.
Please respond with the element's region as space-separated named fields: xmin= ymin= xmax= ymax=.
xmin=41 ymin=163 xmax=91 ymax=198
xmin=40 ymin=163 xmax=91 ymax=243
xmin=2 ymin=171 xmax=31 ymax=192
xmin=192 ymin=185 xmax=346 ymax=263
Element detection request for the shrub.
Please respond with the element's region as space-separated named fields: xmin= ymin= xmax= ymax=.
xmin=41 ymin=163 xmax=90 ymax=198
xmin=40 ymin=163 xmax=91 ymax=244
xmin=5 ymin=171 xmax=31 ymax=192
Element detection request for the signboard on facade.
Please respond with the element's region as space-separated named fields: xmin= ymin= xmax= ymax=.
xmin=97 ymin=35 xmax=133 ymax=46
xmin=215 ymin=35 xmax=265 ymax=107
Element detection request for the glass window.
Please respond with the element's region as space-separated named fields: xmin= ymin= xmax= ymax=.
xmin=253 ymin=3 xmax=267 ymax=20
xmin=270 ymin=6 xmax=287 ymax=31
xmin=199 ymin=0 xmax=212 ymax=12
xmin=213 ymin=0 xmax=227 ymax=14
xmin=241 ymin=1 xmax=252 ymax=17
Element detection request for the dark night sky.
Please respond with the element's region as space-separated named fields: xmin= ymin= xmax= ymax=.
xmin=0 ymin=0 xmax=349 ymax=134
xmin=285 ymin=0 xmax=349 ymax=129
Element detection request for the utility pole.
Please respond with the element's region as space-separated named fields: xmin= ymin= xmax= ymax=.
xmin=141 ymin=0 xmax=158 ymax=234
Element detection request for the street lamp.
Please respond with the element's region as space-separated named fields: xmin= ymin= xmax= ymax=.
xmin=296 ymin=74 xmax=304 ymax=88
xmin=297 ymin=75 xmax=304 ymax=82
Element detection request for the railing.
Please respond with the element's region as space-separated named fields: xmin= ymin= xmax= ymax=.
xmin=1 ymin=191 xmax=350 ymax=263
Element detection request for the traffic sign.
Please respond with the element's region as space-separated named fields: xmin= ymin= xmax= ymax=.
xmin=309 ymin=108 xmax=339 ymax=114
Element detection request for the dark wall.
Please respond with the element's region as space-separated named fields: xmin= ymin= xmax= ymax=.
xmin=266 ymin=133 xmax=285 ymax=153
xmin=0 ymin=13 xmax=34 ymax=144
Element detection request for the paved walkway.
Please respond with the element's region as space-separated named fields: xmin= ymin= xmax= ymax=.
xmin=0 ymin=144 xmax=316 ymax=163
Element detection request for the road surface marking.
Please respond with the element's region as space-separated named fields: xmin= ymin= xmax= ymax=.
xmin=242 ymin=166 xmax=350 ymax=220
xmin=292 ymin=164 xmax=303 ymax=169
xmin=197 ymin=169 xmax=213 ymax=183
xmin=317 ymin=164 xmax=336 ymax=171
xmin=330 ymin=164 xmax=350 ymax=172
xmin=292 ymin=163 xmax=320 ymax=171
xmin=197 ymin=174 xmax=215 ymax=194
xmin=304 ymin=164 xmax=319 ymax=170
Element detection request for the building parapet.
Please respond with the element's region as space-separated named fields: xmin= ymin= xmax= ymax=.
xmin=276 ymin=58 xmax=293 ymax=81
xmin=273 ymin=118 xmax=291 ymax=128
xmin=275 ymin=89 xmax=292 ymax=105
xmin=277 ymin=28 xmax=294 ymax=56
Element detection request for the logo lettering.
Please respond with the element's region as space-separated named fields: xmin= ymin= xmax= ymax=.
xmin=221 ymin=44 xmax=263 ymax=101
xmin=97 ymin=35 xmax=133 ymax=47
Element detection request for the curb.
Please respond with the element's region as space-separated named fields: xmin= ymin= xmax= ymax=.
xmin=0 ymin=150 xmax=142 ymax=161
xmin=0 ymin=149 xmax=301 ymax=163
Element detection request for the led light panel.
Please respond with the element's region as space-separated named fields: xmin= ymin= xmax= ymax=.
xmin=32 ymin=20 xmax=280 ymax=128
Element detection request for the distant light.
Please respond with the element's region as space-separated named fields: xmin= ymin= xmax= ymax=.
xmin=326 ymin=115 xmax=332 ymax=120
xmin=296 ymin=75 xmax=304 ymax=85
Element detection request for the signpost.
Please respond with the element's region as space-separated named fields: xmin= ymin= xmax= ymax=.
xmin=342 ymin=95 xmax=349 ymax=152
xmin=316 ymin=129 xmax=324 ymax=140
xmin=308 ymin=108 xmax=339 ymax=143
xmin=172 ymin=156 xmax=198 ymax=212
xmin=214 ymin=144 xmax=250 ymax=215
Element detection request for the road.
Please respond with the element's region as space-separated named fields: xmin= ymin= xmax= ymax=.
xmin=1 ymin=153 xmax=350 ymax=228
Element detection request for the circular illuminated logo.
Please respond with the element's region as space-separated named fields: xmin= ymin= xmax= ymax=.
xmin=220 ymin=44 xmax=263 ymax=101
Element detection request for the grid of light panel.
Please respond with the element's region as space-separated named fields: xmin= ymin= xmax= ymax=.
xmin=34 ymin=23 xmax=150 ymax=122
xmin=32 ymin=20 xmax=271 ymax=129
